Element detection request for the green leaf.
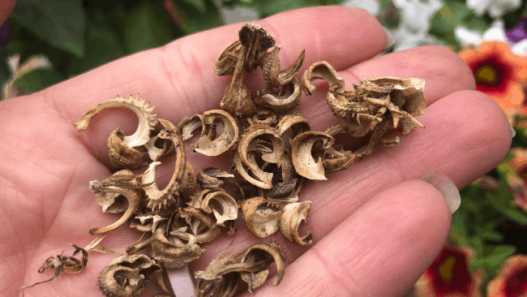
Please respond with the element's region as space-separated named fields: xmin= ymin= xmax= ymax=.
xmin=500 ymin=151 xmax=515 ymax=165
xmin=462 ymin=12 xmax=488 ymax=32
xmin=68 ymin=32 xmax=126 ymax=75
xmin=182 ymin=0 xmax=207 ymax=13
xmin=3 ymin=19 xmax=70 ymax=76
xmin=485 ymin=186 xmax=527 ymax=225
xmin=0 ymin=71 xmax=7 ymax=90
xmin=313 ymin=0 xmax=345 ymax=4
xmin=0 ymin=49 xmax=9 ymax=91
xmin=469 ymin=237 xmax=484 ymax=254
xmin=13 ymin=68 xmax=64 ymax=92
xmin=510 ymin=125 xmax=527 ymax=148
xmin=430 ymin=1 xmax=471 ymax=36
xmin=502 ymin=5 xmax=523 ymax=29
xmin=450 ymin=210 xmax=469 ymax=245
xmin=68 ymin=12 xmax=126 ymax=75
xmin=239 ymin=0 xmax=318 ymax=17
xmin=475 ymin=221 xmax=499 ymax=239
xmin=429 ymin=0 xmax=489 ymax=38
xmin=501 ymin=207 xmax=527 ymax=225
xmin=472 ymin=245 xmax=516 ymax=272
xmin=11 ymin=0 xmax=85 ymax=57
xmin=124 ymin=3 xmax=175 ymax=54
xmin=379 ymin=0 xmax=391 ymax=12
xmin=173 ymin=0 xmax=222 ymax=34
xmin=485 ymin=231 xmax=504 ymax=242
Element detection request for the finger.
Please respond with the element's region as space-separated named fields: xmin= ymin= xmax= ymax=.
xmin=237 ymin=180 xmax=452 ymax=297
xmin=299 ymin=45 xmax=476 ymax=132
xmin=192 ymin=90 xmax=511 ymax=271
xmin=156 ymin=46 xmax=478 ymax=208
xmin=64 ymin=44 xmax=476 ymax=173
xmin=35 ymin=6 xmax=388 ymax=167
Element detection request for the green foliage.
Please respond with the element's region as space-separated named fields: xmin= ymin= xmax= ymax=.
xmin=13 ymin=68 xmax=64 ymax=92
xmin=430 ymin=2 xmax=475 ymax=34
xmin=502 ymin=4 xmax=524 ymax=29
xmin=172 ymin=0 xmax=222 ymax=34
xmin=379 ymin=0 xmax=391 ymax=12
xmin=472 ymin=245 xmax=516 ymax=273
xmin=512 ymin=125 xmax=527 ymax=148
xmin=2 ymin=0 xmax=345 ymax=94
xmin=2 ymin=0 xmax=189 ymax=92
xmin=0 ymin=49 xmax=9 ymax=85
xmin=0 ymin=70 xmax=7 ymax=87
xmin=233 ymin=0 xmax=319 ymax=17
xmin=313 ymin=0 xmax=345 ymax=5
xmin=496 ymin=182 xmax=525 ymax=225
xmin=428 ymin=0 xmax=489 ymax=49
xmin=230 ymin=0 xmax=345 ymax=19
xmin=11 ymin=0 xmax=86 ymax=57
xmin=124 ymin=3 xmax=175 ymax=53
xmin=451 ymin=178 xmax=526 ymax=279
xmin=68 ymin=11 xmax=126 ymax=75
xmin=182 ymin=0 xmax=208 ymax=13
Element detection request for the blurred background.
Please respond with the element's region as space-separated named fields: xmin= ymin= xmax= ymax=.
xmin=2 ymin=0 xmax=527 ymax=295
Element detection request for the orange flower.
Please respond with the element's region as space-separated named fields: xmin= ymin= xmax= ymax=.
xmin=488 ymin=254 xmax=527 ymax=297
xmin=518 ymin=85 xmax=527 ymax=127
xmin=459 ymin=42 xmax=527 ymax=124
xmin=504 ymin=148 xmax=527 ymax=212
xmin=414 ymin=243 xmax=483 ymax=297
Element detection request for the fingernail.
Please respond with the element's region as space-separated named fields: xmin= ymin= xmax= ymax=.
xmin=383 ymin=27 xmax=395 ymax=51
xmin=167 ymin=265 xmax=195 ymax=297
xmin=421 ymin=171 xmax=461 ymax=214
xmin=511 ymin=123 xmax=516 ymax=138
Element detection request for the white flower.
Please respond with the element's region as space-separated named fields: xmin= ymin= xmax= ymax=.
xmin=393 ymin=0 xmax=444 ymax=33
xmin=512 ymin=41 xmax=527 ymax=56
xmin=466 ymin=0 xmax=521 ymax=19
xmin=341 ymin=0 xmax=381 ymax=16
xmin=219 ymin=6 xmax=259 ymax=25
xmin=389 ymin=0 xmax=445 ymax=51
xmin=454 ymin=26 xmax=485 ymax=45
xmin=389 ymin=28 xmax=443 ymax=51
xmin=454 ymin=20 xmax=506 ymax=45
xmin=455 ymin=20 xmax=527 ymax=56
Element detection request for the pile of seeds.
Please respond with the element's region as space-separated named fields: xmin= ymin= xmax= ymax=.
xmin=27 ymin=22 xmax=427 ymax=297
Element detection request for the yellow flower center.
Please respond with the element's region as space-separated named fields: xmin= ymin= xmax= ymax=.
xmin=475 ymin=65 xmax=498 ymax=84
xmin=438 ymin=256 xmax=456 ymax=280
xmin=439 ymin=6 xmax=453 ymax=18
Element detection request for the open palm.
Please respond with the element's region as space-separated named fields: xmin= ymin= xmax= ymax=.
xmin=0 ymin=7 xmax=512 ymax=297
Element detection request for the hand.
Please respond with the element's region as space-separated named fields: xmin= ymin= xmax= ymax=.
xmin=0 ymin=6 xmax=512 ymax=297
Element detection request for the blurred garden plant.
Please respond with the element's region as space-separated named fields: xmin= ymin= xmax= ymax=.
xmin=3 ymin=0 xmax=527 ymax=296
xmin=0 ymin=0 xmax=346 ymax=100
xmin=400 ymin=1 xmax=527 ymax=296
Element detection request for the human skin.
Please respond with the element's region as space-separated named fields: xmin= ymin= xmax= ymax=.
xmin=0 ymin=6 xmax=512 ymax=297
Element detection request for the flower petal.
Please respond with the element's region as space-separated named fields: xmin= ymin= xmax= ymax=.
xmin=488 ymin=254 xmax=527 ymax=297
xmin=455 ymin=26 xmax=483 ymax=46
xmin=414 ymin=243 xmax=484 ymax=297
xmin=483 ymin=20 xmax=507 ymax=42
xmin=512 ymin=40 xmax=527 ymax=57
